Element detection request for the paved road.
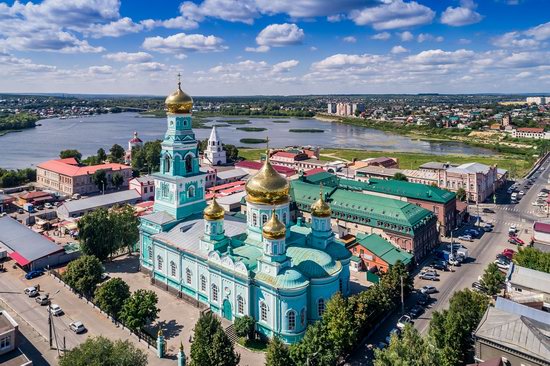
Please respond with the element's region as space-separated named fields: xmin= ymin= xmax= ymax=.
xmin=347 ymin=155 xmax=550 ymax=365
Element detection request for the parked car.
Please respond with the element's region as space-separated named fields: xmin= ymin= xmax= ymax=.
xmin=419 ymin=272 xmax=439 ymax=281
xmin=502 ymin=249 xmax=516 ymax=257
xmin=397 ymin=315 xmax=412 ymax=330
xmin=471 ymin=282 xmax=486 ymax=292
xmin=494 ymin=260 xmax=511 ymax=270
xmin=49 ymin=304 xmax=63 ymax=316
xmin=482 ymin=208 xmax=495 ymax=214
xmin=35 ymin=294 xmax=50 ymax=305
xmin=69 ymin=321 xmax=86 ymax=334
xmin=465 ymin=229 xmax=479 ymax=237
xmin=448 ymin=257 xmax=461 ymax=266
xmin=409 ymin=305 xmax=424 ymax=318
xmin=496 ymin=254 xmax=511 ymax=263
xmin=508 ymin=237 xmax=524 ymax=246
xmin=25 ymin=270 xmax=44 ymax=280
xmin=458 ymin=235 xmax=473 ymax=242
xmin=44 ymin=203 xmax=53 ymax=209
xmin=417 ymin=294 xmax=431 ymax=306
xmin=420 ymin=269 xmax=438 ymax=276
xmin=430 ymin=262 xmax=448 ymax=271
xmin=519 ymin=190 xmax=525 ymax=195
xmin=385 ymin=328 xmax=401 ymax=344
xmin=421 ymin=285 xmax=437 ymax=294
xmin=24 ymin=286 xmax=38 ymax=297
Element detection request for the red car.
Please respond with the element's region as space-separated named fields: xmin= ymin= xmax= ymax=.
xmin=508 ymin=237 xmax=525 ymax=246
xmin=502 ymin=248 xmax=516 ymax=256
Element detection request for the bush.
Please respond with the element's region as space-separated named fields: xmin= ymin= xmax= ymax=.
xmin=234 ymin=315 xmax=255 ymax=340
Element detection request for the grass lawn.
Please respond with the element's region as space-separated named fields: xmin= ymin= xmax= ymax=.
xmin=237 ymin=148 xmax=532 ymax=178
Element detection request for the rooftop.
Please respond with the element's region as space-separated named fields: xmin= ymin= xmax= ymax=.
xmin=533 ymin=221 xmax=550 ymax=234
xmin=447 ymin=162 xmax=492 ymax=175
xmin=507 ymin=264 xmax=550 ymax=294
xmin=355 ymin=233 xmax=413 ymax=266
xmin=60 ymin=189 xmax=140 ymax=214
xmin=0 ymin=310 xmax=17 ymax=334
xmin=236 ymin=160 xmax=296 ymax=176
xmin=37 ymin=158 xmax=130 ymax=178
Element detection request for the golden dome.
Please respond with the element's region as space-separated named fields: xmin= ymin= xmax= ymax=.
xmin=245 ymin=158 xmax=289 ymax=205
xmin=165 ymin=76 xmax=193 ymax=114
xmin=311 ymin=185 xmax=331 ymax=217
xmin=263 ymin=210 xmax=286 ymax=240
xmin=203 ymin=197 xmax=224 ymax=221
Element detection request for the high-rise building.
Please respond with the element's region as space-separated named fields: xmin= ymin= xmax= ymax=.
xmin=502 ymin=113 xmax=511 ymax=127
xmin=327 ymin=103 xmax=336 ymax=114
xmin=526 ymin=96 xmax=547 ymax=105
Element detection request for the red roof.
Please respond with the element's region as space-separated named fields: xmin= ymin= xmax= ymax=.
xmin=20 ymin=191 xmax=51 ymax=200
xmin=207 ymin=181 xmax=245 ymax=192
xmin=37 ymin=159 xmax=130 ymax=178
xmin=236 ymin=161 xmax=296 ymax=176
xmin=304 ymin=168 xmax=326 ymax=176
xmin=57 ymin=157 xmax=79 ymax=165
xmin=9 ymin=251 xmax=30 ymax=266
xmin=517 ymin=127 xmax=544 ymax=133
xmin=533 ymin=221 xmax=550 ymax=234
xmin=219 ymin=186 xmax=245 ymax=195
xmin=272 ymin=151 xmax=298 ymax=159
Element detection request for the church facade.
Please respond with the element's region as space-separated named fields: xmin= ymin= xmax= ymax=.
xmin=139 ymin=81 xmax=351 ymax=344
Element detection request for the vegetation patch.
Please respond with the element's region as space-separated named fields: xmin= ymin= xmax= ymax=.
xmin=218 ymin=119 xmax=251 ymax=124
xmin=139 ymin=110 xmax=166 ymax=118
xmin=289 ymin=128 xmax=325 ymax=133
xmin=236 ymin=127 xmax=267 ymax=132
xmin=240 ymin=138 xmax=268 ymax=144
xmin=272 ymin=120 xmax=289 ymax=123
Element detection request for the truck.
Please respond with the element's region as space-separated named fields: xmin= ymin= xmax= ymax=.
xmin=23 ymin=203 xmax=34 ymax=213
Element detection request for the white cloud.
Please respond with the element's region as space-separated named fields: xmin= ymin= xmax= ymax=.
xmin=441 ymin=0 xmax=483 ymax=27
xmin=343 ymin=36 xmax=357 ymax=43
xmin=525 ymin=21 xmax=550 ymax=41
xmin=0 ymin=31 xmax=105 ymax=53
xmin=492 ymin=32 xmax=540 ymax=49
xmin=124 ymin=62 xmax=168 ymax=72
xmin=327 ymin=14 xmax=344 ymax=23
xmin=272 ymin=59 xmax=299 ymax=73
xmin=311 ymin=53 xmax=389 ymax=71
xmin=398 ymin=31 xmax=414 ymax=41
xmin=142 ymin=33 xmax=227 ymax=53
xmin=458 ymin=38 xmax=471 ymax=44
xmin=88 ymin=65 xmax=113 ymax=74
xmin=104 ymin=52 xmax=153 ymax=63
xmin=245 ymin=45 xmax=270 ymax=52
xmin=391 ymin=45 xmax=408 ymax=54
xmin=372 ymin=32 xmax=391 ymax=40
xmin=349 ymin=0 xmax=435 ymax=30
xmin=85 ymin=17 xmax=143 ymax=38
xmin=405 ymin=49 xmax=475 ymax=65
xmin=256 ymin=23 xmax=305 ymax=48
xmin=417 ymin=33 xmax=444 ymax=43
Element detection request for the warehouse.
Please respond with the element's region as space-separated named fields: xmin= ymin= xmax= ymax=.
xmin=57 ymin=189 xmax=141 ymax=219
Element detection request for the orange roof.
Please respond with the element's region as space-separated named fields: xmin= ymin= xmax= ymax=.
xmin=517 ymin=127 xmax=544 ymax=133
xmin=57 ymin=157 xmax=79 ymax=165
xmin=207 ymin=180 xmax=245 ymax=192
xmin=272 ymin=151 xmax=298 ymax=159
xmin=20 ymin=191 xmax=52 ymax=200
xmin=37 ymin=159 xmax=130 ymax=177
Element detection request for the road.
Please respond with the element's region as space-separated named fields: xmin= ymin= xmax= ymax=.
xmin=347 ymin=155 xmax=550 ymax=365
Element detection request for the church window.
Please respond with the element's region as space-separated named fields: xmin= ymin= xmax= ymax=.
xmin=260 ymin=302 xmax=268 ymax=322
xmin=282 ymin=212 xmax=287 ymax=224
xmin=253 ymin=213 xmax=258 ymax=226
xmin=288 ymin=310 xmax=296 ymax=330
xmin=200 ymin=275 xmax=206 ymax=292
xmin=237 ymin=296 xmax=244 ymax=314
xmin=300 ymin=308 xmax=306 ymax=326
xmin=261 ymin=214 xmax=268 ymax=225
xmin=164 ymin=155 xmax=171 ymax=173
xmin=186 ymin=268 xmax=192 ymax=284
xmin=185 ymin=155 xmax=193 ymax=173
xmin=188 ymin=186 xmax=195 ymax=198
xmin=147 ymin=246 xmax=152 ymax=259
xmin=273 ymin=243 xmax=278 ymax=254
xmin=157 ymin=255 xmax=163 ymax=270
xmin=318 ymin=298 xmax=325 ymax=317
xmin=212 ymin=284 xmax=218 ymax=302
xmin=170 ymin=261 xmax=176 ymax=277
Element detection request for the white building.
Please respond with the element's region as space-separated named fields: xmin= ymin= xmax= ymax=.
xmin=125 ymin=131 xmax=143 ymax=164
xmin=526 ymin=96 xmax=547 ymax=105
xmin=511 ymin=127 xmax=550 ymax=140
xmin=203 ymin=126 xmax=226 ymax=166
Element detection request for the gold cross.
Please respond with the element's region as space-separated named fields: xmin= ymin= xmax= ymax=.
xmin=177 ymin=72 xmax=181 ymax=87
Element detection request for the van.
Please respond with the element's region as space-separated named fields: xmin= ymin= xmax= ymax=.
xmin=72 ymin=193 xmax=81 ymax=200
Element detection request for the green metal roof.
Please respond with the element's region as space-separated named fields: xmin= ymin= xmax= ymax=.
xmin=351 ymin=255 xmax=361 ymax=263
xmin=230 ymin=244 xmax=262 ymax=270
xmin=355 ymin=233 xmax=413 ymax=266
xmin=286 ymin=245 xmax=341 ymax=278
xmin=291 ymin=180 xmax=436 ymax=235
xmin=255 ymin=267 xmax=309 ymax=289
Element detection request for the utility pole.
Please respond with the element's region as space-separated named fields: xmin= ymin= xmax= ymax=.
xmin=400 ymin=275 xmax=404 ymax=314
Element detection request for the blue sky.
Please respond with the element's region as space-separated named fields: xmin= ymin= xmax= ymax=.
xmin=0 ymin=0 xmax=549 ymax=95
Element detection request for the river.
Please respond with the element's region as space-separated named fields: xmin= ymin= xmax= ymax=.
xmin=0 ymin=112 xmax=494 ymax=169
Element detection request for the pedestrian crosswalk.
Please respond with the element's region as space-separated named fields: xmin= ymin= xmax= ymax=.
xmin=498 ymin=206 xmax=540 ymax=215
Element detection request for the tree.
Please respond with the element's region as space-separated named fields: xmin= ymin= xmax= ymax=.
xmin=456 ymin=187 xmax=467 ymax=201
xmin=110 ymin=172 xmax=124 ymax=190
xmin=379 ymin=261 xmax=413 ymax=303
xmin=190 ymin=311 xmax=240 ymax=366
xmin=234 ymin=315 xmax=255 ymax=340
xmin=77 ymin=208 xmax=113 ymax=261
xmin=93 ymin=169 xmax=108 ymax=192
xmin=94 ymin=278 xmax=130 ymax=318
xmin=97 ymin=148 xmax=107 ymax=162
xmin=289 ymin=321 xmax=338 ymax=366
xmin=223 ymin=144 xmax=239 ymax=162
xmin=323 ymin=292 xmax=357 ymax=355
xmin=514 ymin=246 xmax=550 ymax=273
xmin=119 ymin=289 xmax=159 ymax=331
xmin=109 ymin=144 xmax=125 ymax=163
xmin=59 ymin=336 xmax=147 ymax=366
xmin=63 ymin=255 xmax=104 ymax=297
xmin=112 ymin=204 xmax=140 ymax=254
xmin=392 ymin=172 xmax=408 ymax=181
xmin=59 ymin=149 xmax=82 ymax=161
xmin=374 ymin=325 xmax=442 ymax=366
xmin=480 ymin=262 xmax=505 ymax=296
xmin=266 ymin=337 xmax=294 ymax=366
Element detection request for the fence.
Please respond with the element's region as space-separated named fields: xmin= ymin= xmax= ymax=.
xmin=49 ymin=270 xmax=157 ymax=349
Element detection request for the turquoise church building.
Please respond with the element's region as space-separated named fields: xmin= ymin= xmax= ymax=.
xmin=139 ymin=81 xmax=351 ymax=344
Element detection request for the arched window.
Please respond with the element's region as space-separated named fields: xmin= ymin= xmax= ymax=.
xmin=253 ymin=213 xmax=258 ymax=226
xmin=186 ymin=268 xmax=192 ymax=284
xmin=170 ymin=261 xmax=176 ymax=277
xmin=288 ymin=310 xmax=296 ymax=330
xmin=318 ymin=298 xmax=325 ymax=317
xmin=147 ymin=246 xmax=152 ymax=259
xmin=185 ymin=154 xmax=193 ymax=173
xmin=164 ymin=155 xmax=171 ymax=173
xmin=261 ymin=214 xmax=268 ymax=225
xmin=260 ymin=302 xmax=268 ymax=322
xmin=300 ymin=308 xmax=306 ymax=326
xmin=237 ymin=296 xmax=244 ymax=314
xmin=157 ymin=255 xmax=163 ymax=270
xmin=282 ymin=212 xmax=287 ymax=224
xmin=188 ymin=186 xmax=195 ymax=198
xmin=212 ymin=284 xmax=218 ymax=302
xmin=200 ymin=275 xmax=206 ymax=292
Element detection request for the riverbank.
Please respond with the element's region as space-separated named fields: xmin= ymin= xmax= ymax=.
xmin=238 ymin=148 xmax=532 ymax=178
xmin=0 ymin=129 xmax=22 ymax=137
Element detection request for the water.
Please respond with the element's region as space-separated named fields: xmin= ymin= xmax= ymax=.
xmin=0 ymin=113 xmax=494 ymax=169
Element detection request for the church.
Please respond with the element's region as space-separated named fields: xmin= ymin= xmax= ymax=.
xmin=139 ymin=80 xmax=351 ymax=344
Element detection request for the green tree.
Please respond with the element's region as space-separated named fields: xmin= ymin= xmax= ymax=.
xmin=190 ymin=311 xmax=240 ymax=366
xmin=110 ymin=172 xmax=124 ymax=190
xmin=290 ymin=321 xmax=338 ymax=366
xmin=234 ymin=315 xmax=255 ymax=340
xmin=63 ymin=255 xmax=104 ymax=297
xmin=112 ymin=204 xmax=140 ymax=254
xmin=93 ymin=169 xmax=108 ymax=192
xmin=266 ymin=337 xmax=294 ymax=366
xmin=514 ymin=246 xmax=550 ymax=273
xmin=109 ymin=144 xmax=125 ymax=163
xmin=456 ymin=187 xmax=467 ymax=201
xmin=323 ymin=292 xmax=357 ymax=355
xmin=374 ymin=325 xmax=442 ymax=366
xmin=223 ymin=144 xmax=239 ymax=162
xmin=392 ymin=172 xmax=408 ymax=181
xmin=94 ymin=278 xmax=130 ymax=318
xmin=59 ymin=149 xmax=82 ymax=161
xmin=77 ymin=208 xmax=113 ymax=261
xmin=97 ymin=148 xmax=107 ymax=162
xmin=379 ymin=261 xmax=413 ymax=303
xmin=480 ymin=262 xmax=505 ymax=296
xmin=59 ymin=336 xmax=147 ymax=366
xmin=119 ymin=289 xmax=159 ymax=331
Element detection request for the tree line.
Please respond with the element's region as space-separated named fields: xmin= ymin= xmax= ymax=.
xmin=0 ymin=168 xmax=35 ymax=188
xmin=0 ymin=112 xmax=38 ymax=132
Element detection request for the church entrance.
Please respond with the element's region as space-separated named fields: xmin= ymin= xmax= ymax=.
xmin=222 ymin=299 xmax=232 ymax=321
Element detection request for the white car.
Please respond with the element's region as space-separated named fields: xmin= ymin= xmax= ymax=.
xmin=397 ymin=315 xmax=412 ymax=330
xmin=69 ymin=321 xmax=86 ymax=334
xmin=421 ymin=285 xmax=437 ymax=294
xmin=24 ymin=286 xmax=38 ymax=297
xmin=494 ymin=260 xmax=511 ymax=270
xmin=519 ymin=191 xmax=525 ymax=195
xmin=44 ymin=203 xmax=53 ymax=209
xmin=49 ymin=304 xmax=63 ymax=316
xmin=458 ymin=235 xmax=473 ymax=242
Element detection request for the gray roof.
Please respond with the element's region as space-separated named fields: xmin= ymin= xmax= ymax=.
xmin=355 ymin=166 xmax=403 ymax=176
xmin=60 ymin=190 xmax=140 ymax=213
xmin=142 ymin=211 xmax=176 ymax=225
xmin=495 ymin=297 xmax=550 ymax=325
xmin=507 ymin=264 xmax=550 ymax=294
xmin=447 ymin=162 xmax=491 ymax=175
xmin=0 ymin=216 xmax=62 ymax=262
xmin=419 ymin=162 xmax=453 ymax=170
xmin=474 ymin=306 xmax=550 ymax=362
xmin=131 ymin=175 xmax=154 ymax=184
xmin=216 ymin=168 xmax=248 ymax=180
xmin=216 ymin=191 xmax=247 ymax=205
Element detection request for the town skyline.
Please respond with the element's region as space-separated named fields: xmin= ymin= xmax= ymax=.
xmin=1 ymin=0 xmax=549 ymax=96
